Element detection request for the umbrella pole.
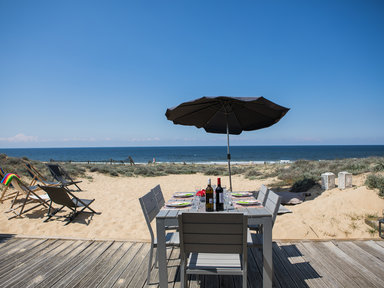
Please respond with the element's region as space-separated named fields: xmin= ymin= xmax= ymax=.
xmin=226 ymin=121 xmax=232 ymax=192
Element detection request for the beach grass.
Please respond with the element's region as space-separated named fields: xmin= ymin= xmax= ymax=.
xmin=1 ymin=153 xmax=384 ymax=195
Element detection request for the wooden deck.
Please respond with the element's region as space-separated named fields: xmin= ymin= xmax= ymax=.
xmin=0 ymin=236 xmax=383 ymax=288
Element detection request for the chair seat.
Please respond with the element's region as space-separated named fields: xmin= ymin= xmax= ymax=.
xmin=71 ymin=198 xmax=94 ymax=207
xmin=186 ymin=253 xmax=243 ymax=275
xmin=42 ymin=180 xmax=60 ymax=186
xmin=30 ymin=193 xmax=50 ymax=200
xmin=154 ymin=231 xmax=179 ymax=247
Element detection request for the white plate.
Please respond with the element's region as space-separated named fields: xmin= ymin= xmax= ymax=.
xmin=231 ymin=192 xmax=253 ymax=197
xmin=235 ymin=200 xmax=260 ymax=206
xmin=174 ymin=193 xmax=194 ymax=198
xmin=166 ymin=202 xmax=192 ymax=207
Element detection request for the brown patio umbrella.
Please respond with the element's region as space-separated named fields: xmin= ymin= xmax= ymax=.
xmin=165 ymin=96 xmax=289 ymax=191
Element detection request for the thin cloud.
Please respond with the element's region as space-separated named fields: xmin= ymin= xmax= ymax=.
xmin=0 ymin=133 xmax=39 ymax=143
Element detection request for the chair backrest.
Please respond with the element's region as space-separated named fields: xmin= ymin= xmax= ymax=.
xmin=265 ymin=189 xmax=281 ymax=225
xmin=24 ymin=163 xmax=36 ymax=180
xmin=0 ymin=167 xmax=5 ymax=178
xmin=139 ymin=190 xmax=160 ymax=241
xmin=257 ymin=184 xmax=269 ymax=206
xmin=152 ymin=184 xmax=165 ymax=209
xmin=46 ymin=164 xmax=69 ymax=182
xmin=24 ymin=161 xmax=47 ymax=181
xmin=38 ymin=186 xmax=75 ymax=208
xmin=178 ymin=212 xmax=247 ymax=255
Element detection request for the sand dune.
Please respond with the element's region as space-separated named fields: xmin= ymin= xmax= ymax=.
xmin=0 ymin=172 xmax=383 ymax=241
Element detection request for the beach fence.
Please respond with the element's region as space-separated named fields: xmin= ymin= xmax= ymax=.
xmin=48 ymin=156 xmax=137 ymax=165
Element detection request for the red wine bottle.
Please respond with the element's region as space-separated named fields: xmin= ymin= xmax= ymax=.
xmin=215 ymin=177 xmax=224 ymax=211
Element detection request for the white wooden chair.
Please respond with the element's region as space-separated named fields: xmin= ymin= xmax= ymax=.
xmin=248 ymin=190 xmax=281 ymax=247
xmin=178 ymin=212 xmax=248 ymax=288
xmin=139 ymin=190 xmax=179 ymax=284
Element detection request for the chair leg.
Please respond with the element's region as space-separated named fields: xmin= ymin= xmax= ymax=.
xmin=180 ymin=259 xmax=185 ymax=288
xmin=147 ymin=243 xmax=154 ymax=284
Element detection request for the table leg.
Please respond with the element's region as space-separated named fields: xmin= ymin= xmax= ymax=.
xmin=263 ymin=218 xmax=273 ymax=288
xmin=156 ymin=217 xmax=167 ymax=287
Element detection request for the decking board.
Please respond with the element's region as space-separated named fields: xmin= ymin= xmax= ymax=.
xmin=0 ymin=237 xmax=383 ymax=288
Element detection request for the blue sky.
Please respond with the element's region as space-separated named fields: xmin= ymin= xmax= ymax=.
xmin=0 ymin=0 xmax=383 ymax=148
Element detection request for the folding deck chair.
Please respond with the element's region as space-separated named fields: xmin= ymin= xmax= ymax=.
xmin=38 ymin=185 xmax=100 ymax=224
xmin=0 ymin=167 xmax=18 ymax=203
xmin=46 ymin=163 xmax=82 ymax=191
xmin=7 ymin=177 xmax=50 ymax=220
xmin=23 ymin=160 xmax=61 ymax=187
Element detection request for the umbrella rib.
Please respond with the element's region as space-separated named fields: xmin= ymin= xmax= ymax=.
xmin=171 ymin=100 xmax=222 ymax=126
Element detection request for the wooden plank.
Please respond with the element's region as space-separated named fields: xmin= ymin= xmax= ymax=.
xmin=111 ymin=242 xmax=150 ymax=288
xmin=0 ymin=239 xmax=57 ymax=281
xmin=326 ymin=241 xmax=384 ymax=287
xmin=311 ymin=241 xmax=376 ymax=287
xmin=167 ymin=247 xmax=181 ymax=287
xmin=367 ymin=240 xmax=384 ymax=253
xmin=3 ymin=238 xmax=384 ymax=288
xmin=203 ymin=275 xmax=220 ymax=288
xmin=10 ymin=240 xmax=81 ymax=287
xmin=297 ymin=242 xmax=348 ymax=288
xmin=273 ymin=242 xmax=310 ymax=288
xmin=218 ymin=275 xmax=236 ymax=288
xmin=246 ymin=247 xmax=263 ymax=288
xmin=270 ymin=243 xmax=299 ymax=288
xmin=249 ymin=243 xmax=282 ymax=288
xmin=336 ymin=241 xmax=384 ymax=278
xmin=81 ymin=242 xmax=133 ymax=288
xmin=26 ymin=240 xmax=93 ymax=288
xmin=68 ymin=241 xmax=125 ymax=287
xmin=95 ymin=242 xmax=141 ymax=287
xmin=374 ymin=240 xmax=384 ymax=248
xmin=0 ymin=238 xmax=46 ymax=265
xmin=148 ymin=244 xmax=176 ymax=287
xmin=118 ymin=243 xmax=152 ymax=288
xmin=1 ymin=239 xmax=72 ymax=287
xmin=0 ymin=237 xmax=21 ymax=251
xmin=279 ymin=242 xmax=327 ymax=288
xmin=354 ymin=240 xmax=384 ymax=262
xmin=51 ymin=241 xmax=114 ymax=288
xmin=186 ymin=274 xmax=200 ymax=288
xmin=36 ymin=240 xmax=97 ymax=288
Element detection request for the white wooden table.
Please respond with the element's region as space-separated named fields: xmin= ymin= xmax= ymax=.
xmin=156 ymin=198 xmax=273 ymax=288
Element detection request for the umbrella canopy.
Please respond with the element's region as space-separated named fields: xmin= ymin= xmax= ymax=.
xmin=165 ymin=96 xmax=290 ymax=191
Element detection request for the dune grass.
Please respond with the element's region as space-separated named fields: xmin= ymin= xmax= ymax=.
xmin=1 ymin=153 xmax=384 ymax=194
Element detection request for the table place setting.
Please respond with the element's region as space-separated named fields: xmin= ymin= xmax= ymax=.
xmin=231 ymin=191 xmax=253 ymax=197
xmin=173 ymin=192 xmax=195 ymax=198
xmin=232 ymin=197 xmax=262 ymax=208
xmin=165 ymin=201 xmax=192 ymax=208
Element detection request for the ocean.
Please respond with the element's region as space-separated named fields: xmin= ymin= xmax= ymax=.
xmin=0 ymin=145 xmax=384 ymax=164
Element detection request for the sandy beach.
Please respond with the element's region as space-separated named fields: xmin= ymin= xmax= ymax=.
xmin=0 ymin=172 xmax=383 ymax=241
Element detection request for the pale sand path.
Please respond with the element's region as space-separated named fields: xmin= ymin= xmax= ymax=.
xmin=0 ymin=172 xmax=383 ymax=241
